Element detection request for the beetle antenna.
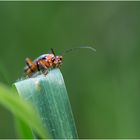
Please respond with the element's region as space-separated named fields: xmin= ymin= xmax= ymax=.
xmin=61 ymin=46 xmax=96 ymax=56
xmin=51 ymin=48 xmax=56 ymax=56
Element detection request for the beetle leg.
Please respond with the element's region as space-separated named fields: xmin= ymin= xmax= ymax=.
xmin=25 ymin=58 xmax=36 ymax=71
xmin=25 ymin=58 xmax=34 ymax=68
xmin=38 ymin=60 xmax=48 ymax=75
xmin=24 ymin=58 xmax=37 ymax=76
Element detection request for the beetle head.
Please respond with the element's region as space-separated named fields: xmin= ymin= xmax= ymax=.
xmin=52 ymin=55 xmax=63 ymax=66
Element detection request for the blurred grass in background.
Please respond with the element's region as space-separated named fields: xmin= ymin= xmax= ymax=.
xmin=0 ymin=1 xmax=140 ymax=138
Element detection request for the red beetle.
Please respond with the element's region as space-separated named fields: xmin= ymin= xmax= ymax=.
xmin=24 ymin=47 xmax=96 ymax=77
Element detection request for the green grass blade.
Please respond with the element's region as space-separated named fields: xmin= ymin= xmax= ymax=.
xmin=14 ymin=116 xmax=33 ymax=139
xmin=15 ymin=68 xmax=78 ymax=139
xmin=0 ymin=84 xmax=47 ymax=138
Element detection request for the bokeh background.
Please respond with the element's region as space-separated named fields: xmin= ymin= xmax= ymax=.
xmin=0 ymin=1 xmax=140 ymax=138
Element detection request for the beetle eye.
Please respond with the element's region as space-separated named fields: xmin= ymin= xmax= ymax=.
xmin=59 ymin=56 xmax=62 ymax=60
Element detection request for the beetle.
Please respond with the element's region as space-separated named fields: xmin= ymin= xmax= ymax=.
xmin=24 ymin=46 xmax=96 ymax=77
xmin=24 ymin=48 xmax=63 ymax=77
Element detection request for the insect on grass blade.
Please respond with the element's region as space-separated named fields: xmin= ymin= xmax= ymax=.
xmin=15 ymin=68 xmax=78 ymax=139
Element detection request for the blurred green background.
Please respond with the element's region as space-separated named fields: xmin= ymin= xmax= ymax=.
xmin=0 ymin=1 xmax=140 ymax=138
